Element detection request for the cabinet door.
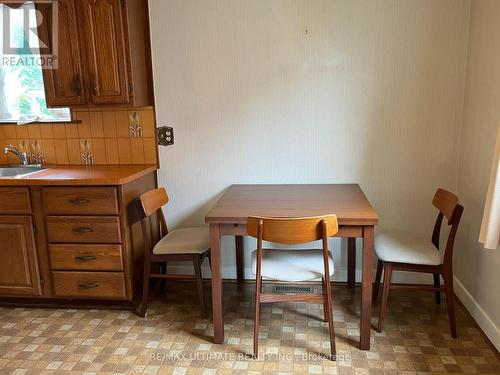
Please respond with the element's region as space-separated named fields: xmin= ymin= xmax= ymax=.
xmin=0 ymin=216 xmax=41 ymax=296
xmin=81 ymin=0 xmax=130 ymax=104
xmin=37 ymin=0 xmax=86 ymax=106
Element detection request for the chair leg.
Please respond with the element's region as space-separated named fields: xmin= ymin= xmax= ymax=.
xmin=377 ymin=263 xmax=393 ymax=332
xmin=322 ymin=277 xmax=329 ymax=322
xmin=254 ymin=275 xmax=262 ymax=358
xmin=160 ymin=262 xmax=167 ymax=291
xmin=373 ymin=260 xmax=383 ymax=302
xmin=193 ymin=256 xmax=207 ymax=318
xmin=433 ymin=273 xmax=441 ymax=305
xmin=443 ymin=270 xmax=457 ymax=338
xmin=137 ymin=253 xmax=152 ymax=317
xmin=324 ymin=271 xmax=336 ymax=359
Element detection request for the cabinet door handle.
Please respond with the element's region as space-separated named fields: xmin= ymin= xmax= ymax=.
xmin=91 ymin=74 xmax=97 ymax=95
xmin=77 ymin=282 xmax=99 ymax=289
xmin=74 ymin=74 xmax=82 ymax=96
xmin=72 ymin=227 xmax=94 ymax=233
xmin=75 ymin=255 xmax=96 ymax=261
xmin=69 ymin=198 xmax=90 ymax=204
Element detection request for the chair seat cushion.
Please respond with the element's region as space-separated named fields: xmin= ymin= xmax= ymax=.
xmin=375 ymin=230 xmax=441 ymax=265
xmin=153 ymin=227 xmax=210 ymax=255
xmin=250 ymin=249 xmax=334 ymax=282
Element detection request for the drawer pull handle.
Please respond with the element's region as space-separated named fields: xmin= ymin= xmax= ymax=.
xmin=77 ymin=282 xmax=99 ymax=289
xmin=73 ymin=227 xmax=94 ymax=233
xmin=75 ymin=255 xmax=96 ymax=261
xmin=69 ymin=198 xmax=90 ymax=204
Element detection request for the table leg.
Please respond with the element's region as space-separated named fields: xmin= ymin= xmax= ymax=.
xmin=360 ymin=226 xmax=374 ymax=350
xmin=235 ymin=235 xmax=244 ymax=284
xmin=210 ymin=223 xmax=224 ymax=344
xmin=347 ymin=237 xmax=356 ymax=288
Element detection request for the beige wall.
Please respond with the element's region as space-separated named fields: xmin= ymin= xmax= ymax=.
xmin=150 ymin=0 xmax=470 ymax=282
xmin=454 ymin=0 xmax=500 ymax=349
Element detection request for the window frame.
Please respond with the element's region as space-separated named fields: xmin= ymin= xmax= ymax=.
xmin=0 ymin=1 xmax=73 ymax=124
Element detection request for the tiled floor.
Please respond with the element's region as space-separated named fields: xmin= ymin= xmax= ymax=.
xmin=0 ymin=282 xmax=498 ymax=374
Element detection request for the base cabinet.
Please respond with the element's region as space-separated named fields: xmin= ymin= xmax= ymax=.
xmin=0 ymin=172 xmax=155 ymax=308
xmin=0 ymin=216 xmax=41 ymax=296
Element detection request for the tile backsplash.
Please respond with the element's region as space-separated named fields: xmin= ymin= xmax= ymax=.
xmin=0 ymin=107 xmax=157 ymax=166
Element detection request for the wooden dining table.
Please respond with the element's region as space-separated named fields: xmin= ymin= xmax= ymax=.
xmin=205 ymin=184 xmax=379 ymax=350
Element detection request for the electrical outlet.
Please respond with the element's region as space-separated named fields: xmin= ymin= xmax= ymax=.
xmin=157 ymin=126 xmax=174 ymax=146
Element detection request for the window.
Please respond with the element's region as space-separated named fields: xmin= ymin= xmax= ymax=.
xmin=0 ymin=2 xmax=70 ymax=123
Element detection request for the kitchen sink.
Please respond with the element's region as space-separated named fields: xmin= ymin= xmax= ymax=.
xmin=0 ymin=166 xmax=46 ymax=178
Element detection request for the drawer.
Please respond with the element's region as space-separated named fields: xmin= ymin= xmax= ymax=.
xmin=46 ymin=216 xmax=121 ymax=243
xmin=43 ymin=187 xmax=119 ymax=215
xmin=49 ymin=244 xmax=123 ymax=271
xmin=0 ymin=187 xmax=31 ymax=214
xmin=52 ymin=271 xmax=126 ymax=299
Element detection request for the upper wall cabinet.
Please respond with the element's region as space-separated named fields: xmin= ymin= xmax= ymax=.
xmin=37 ymin=0 xmax=86 ymax=106
xmin=38 ymin=0 xmax=153 ymax=107
xmin=81 ymin=0 xmax=130 ymax=105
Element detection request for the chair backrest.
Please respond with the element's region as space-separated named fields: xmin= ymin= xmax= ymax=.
xmin=430 ymin=188 xmax=464 ymax=266
xmin=247 ymin=215 xmax=339 ymax=282
xmin=247 ymin=215 xmax=339 ymax=244
xmin=432 ymin=188 xmax=459 ymax=225
xmin=139 ymin=187 xmax=169 ymax=217
xmin=137 ymin=187 xmax=170 ymax=254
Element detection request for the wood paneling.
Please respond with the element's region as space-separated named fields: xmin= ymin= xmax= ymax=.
xmin=0 ymin=216 xmax=41 ymax=296
xmin=43 ymin=187 xmax=119 ymax=215
xmin=49 ymin=244 xmax=123 ymax=271
xmin=46 ymin=216 xmax=121 ymax=244
xmin=52 ymin=271 xmax=126 ymax=298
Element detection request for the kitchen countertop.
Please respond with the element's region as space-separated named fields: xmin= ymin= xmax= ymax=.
xmin=0 ymin=164 xmax=157 ymax=186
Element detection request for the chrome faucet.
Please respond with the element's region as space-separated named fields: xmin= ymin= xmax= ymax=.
xmin=3 ymin=145 xmax=29 ymax=165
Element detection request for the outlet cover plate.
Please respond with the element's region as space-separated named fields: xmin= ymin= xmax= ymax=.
xmin=157 ymin=126 xmax=174 ymax=146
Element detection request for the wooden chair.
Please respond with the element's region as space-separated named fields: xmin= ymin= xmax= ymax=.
xmin=136 ymin=187 xmax=210 ymax=318
xmin=373 ymin=188 xmax=464 ymax=337
xmin=247 ymin=215 xmax=339 ymax=360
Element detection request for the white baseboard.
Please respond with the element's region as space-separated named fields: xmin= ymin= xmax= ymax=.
xmin=453 ymin=276 xmax=500 ymax=351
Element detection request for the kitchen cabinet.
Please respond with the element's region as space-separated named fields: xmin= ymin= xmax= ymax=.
xmin=38 ymin=0 xmax=153 ymax=107
xmin=37 ymin=0 xmax=86 ymax=106
xmin=0 ymin=216 xmax=41 ymax=296
xmin=0 ymin=166 xmax=157 ymax=310
xmin=81 ymin=0 xmax=130 ymax=105
xmin=0 ymin=187 xmax=41 ymax=297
